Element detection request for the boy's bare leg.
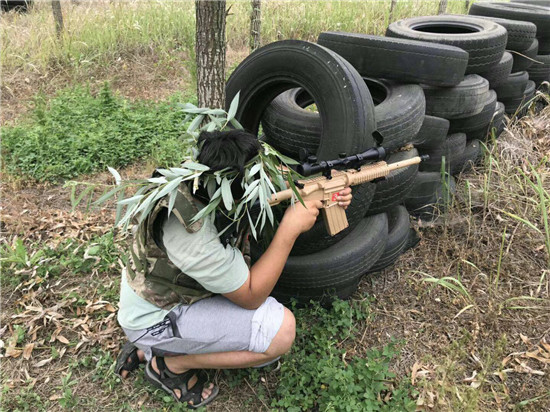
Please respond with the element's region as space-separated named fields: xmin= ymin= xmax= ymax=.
xmin=151 ymin=307 xmax=296 ymax=402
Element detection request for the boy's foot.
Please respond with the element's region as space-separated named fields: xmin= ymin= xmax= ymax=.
xmin=145 ymin=356 xmax=218 ymax=408
xmin=116 ymin=342 xmax=146 ymax=379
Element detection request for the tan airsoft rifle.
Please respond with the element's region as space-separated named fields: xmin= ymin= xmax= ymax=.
xmin=269 ymin=147 xmax=428 ymax=236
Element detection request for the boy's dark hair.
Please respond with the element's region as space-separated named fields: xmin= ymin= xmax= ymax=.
xmin=197 ymin=129 xmax=262 ymax=174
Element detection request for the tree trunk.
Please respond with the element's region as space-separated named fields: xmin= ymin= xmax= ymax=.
xmin=195 ymin=0 xmax=227 ymax=109
xmin=464 ymin=0 xmax=471 ymax=13
xmin=51 ymin=0 xmax=64 ymax=38
xmin=250 ymin=0 xmax=261 ymax=52
xmin=388 ymin=0 xmax=398 ymax=24
xmin=438 ymin=0 xmax=448 ymax=15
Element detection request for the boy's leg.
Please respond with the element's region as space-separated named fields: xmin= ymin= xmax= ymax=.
xmin=150 ymin=307 xmax=295 ymax=402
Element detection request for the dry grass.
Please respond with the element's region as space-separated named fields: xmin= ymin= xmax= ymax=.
xmin=2 ymin=1 xmax=550 ymax=410
xmin=2 ymin=105 xmax=549 ymax=411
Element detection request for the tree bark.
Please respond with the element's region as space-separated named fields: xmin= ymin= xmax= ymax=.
xmin=250 ymin=0 xmax=261 ymax=52
xmin=195 ymin=0 xmax=227 ymax=109
xmin=388 ymin=0 xmax=398 ymax=24
xmin=464 ymin=0 xmax=471 ymax=13
xmin=438 ymin=0 xmax=448 ymax=15
xmin=51 ymin=0 xmax=64 ymax=38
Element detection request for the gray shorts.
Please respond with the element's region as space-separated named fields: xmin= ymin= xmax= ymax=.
xmin=123 ymin=295 xmax=285 ymax=361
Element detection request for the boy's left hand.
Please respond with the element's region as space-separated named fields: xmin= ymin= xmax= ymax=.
xmin=335 ymin=187 xmax=352 ymax=209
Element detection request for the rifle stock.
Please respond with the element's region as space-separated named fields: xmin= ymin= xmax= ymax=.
xmin=269 ymin=155 xmax=424 ymax=236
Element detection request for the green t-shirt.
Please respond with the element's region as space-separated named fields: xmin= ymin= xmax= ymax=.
xmin=118 ymin=213 xmax=249 ymax=330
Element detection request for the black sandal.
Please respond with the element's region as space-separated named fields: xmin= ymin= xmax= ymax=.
xmin=115 ymin=341 xmax=143 ymax=377
xmin=144 ymin=357 xmax=219 ymax=409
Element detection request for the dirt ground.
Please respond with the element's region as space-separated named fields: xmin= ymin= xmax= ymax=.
xmin=2 ymin=48 xmax=550 ymax=411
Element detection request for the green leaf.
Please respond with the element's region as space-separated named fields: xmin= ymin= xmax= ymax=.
xmin=182 ymin=107 xmax=208 ymax=114
xmin=229 ymin=117 xmax=244 ymax=130
xmin=94 ymin=185 xmax=125 ymax=205
xmin=247 ymin=210 xmax=257 ymax=239
xmin=115 ymin=188 xmax=126 ymax=224
xmin=249 ymin=163 xmax=262 ymax=178
xmin=155 ymin=169 xmax=179 ymax=179
xmin=187 ymin=115 xmax=205 ymax=133
xmin=191 ymin=197 xmax=221 ymax=222
xmin=227 ymin=91 xmax=240 ymax=121
xmin=148 ymin=177 xmax=167 ymax=184
xmin=242 ymin=180 xmax=260 ymax=199
xmin=153 ymin=176 xmax=183 ymax=202
xmin=205 ymin=109 xmax=227 ymax=115
xmin=107 ymin=166 xmax=122 ymax=185
xmin=221 ymin=178 xmax=234 ymax=211
xmin=182 ymin=162 xmax=210 ymax=171
xmin=117 ymin=194 xmax=145 ymax=205
xmin=167 ymin=188 xmax=177 ymax=217
xmin=168 ymin=167 xmax=194 ymax=176
xmin=206 ymin=122 xmax=217 ymax=132
xmin=287 ymin=174 xmax=306 ymax=207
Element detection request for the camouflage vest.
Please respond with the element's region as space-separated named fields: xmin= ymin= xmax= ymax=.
xmin=125 ymin=183 xmax=214 ymax=310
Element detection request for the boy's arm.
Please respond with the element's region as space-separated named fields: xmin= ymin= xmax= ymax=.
xmin=223 ymin=186 xmax=352 ymax=310
xmin=222 ymin=200 xmax=322 ymax=310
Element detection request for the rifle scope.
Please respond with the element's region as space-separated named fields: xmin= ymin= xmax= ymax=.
xmin=297 ymin=147 xmax=386 ymax=177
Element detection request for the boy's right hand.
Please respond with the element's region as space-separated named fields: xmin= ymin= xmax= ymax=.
xmin=279 ymin=200 xmax=323 ymax=238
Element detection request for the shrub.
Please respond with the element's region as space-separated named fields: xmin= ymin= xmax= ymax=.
xmin=1 ymin=84 xmax=190 ymax=182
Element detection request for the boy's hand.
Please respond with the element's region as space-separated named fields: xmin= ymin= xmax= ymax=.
xmin=335 ymin=187 xmax=352 ymax=210
xmin=279 ymin=200 xmax=323 ymax=238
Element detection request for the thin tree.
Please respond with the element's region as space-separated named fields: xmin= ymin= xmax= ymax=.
xmin=195 ymin=0 xmax=227 ymax=108
xmin=51 ymin=0 xmax=64 ymax=38
xmin=250 ymin=0 xmax=261 ymax=52
xmin=388 ymin=0 xmax=398 ymax=24
xmin=438 ymin=0 xmax=448 ymax=14
xmin=464 ymin=0 xmax=471 ymax=13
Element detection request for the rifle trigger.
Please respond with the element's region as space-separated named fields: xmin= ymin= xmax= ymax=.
xmin=294 ymin=180 xmax=305 ymax=189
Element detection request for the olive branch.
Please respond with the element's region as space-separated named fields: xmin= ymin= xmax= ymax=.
xmin=68 ymin=93 xmax=303 ymax=239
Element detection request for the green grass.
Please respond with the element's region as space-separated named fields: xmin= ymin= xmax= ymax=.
xmin=1 ymin=84 xmax=191 ymax=182
xmin=0 ymin=231 xmax=119 ymax=288
xmin=1 ymin=0 xmax=470 ymax=74
xmin=271 ymin=299 xmax=416 ymax=411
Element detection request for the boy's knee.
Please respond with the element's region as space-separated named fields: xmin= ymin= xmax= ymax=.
xmin=268 ymin=307 xmax=295 ymax=357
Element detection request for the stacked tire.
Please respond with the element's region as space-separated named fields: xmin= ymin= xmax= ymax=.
xmin=468 ymin=2 xmax=550 ymax=113
xmin=225 ymin=10 xmax=547 ymax=306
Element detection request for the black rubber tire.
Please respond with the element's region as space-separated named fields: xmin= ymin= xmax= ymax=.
xmin=478 ymin=52 xmax=513 ymax=88
xmin=528 ymin=54 xmax=550 ymax=85
xmin=386 ymin=15 xmax=508 ymax=74
xmin=490 ymin=102 xmax=507 ymax=139
xmin=364 ymin=78 xmax=425 ymax=151
xmin=414 ymin=116 xmax=450 ymax=149
xmin=367 ymin=148 xmax=420 ymax=216
xmin=261 ymin=88 xmax=320 ymax=157
xmin=470 ymin=16 xmax=537 ymax=51
xmin=419 ymin=133 xmax=467 ymax=173
xmin=539 ymin=36 xmax=550 ymax=54
xmin=262 ymin=78 xmax=425 ymax=155
xmin=450 ymin=139 xmax=483 ymax=175
xmin=511 ymin=38 xmax=539 ymax=72
xmin=367 ymin=206 xmax=411 ymax=273
xmin=317 ymin=32 xmax=468 ymax=87
xmin=422 ymin=75 xmax=490 ymax=119
xmin=466 ymin=98 xmax=505 ymax=141
xmin=494 ymin=71 xmax=529 ymax=100
xmin=449 ymin=90 xmax=498 ymax=138
xmin=264 ymin=213 xmax=388 ymax=305
xmin=225 ymin=40 xmax=376 ymax=161
xmin=512 ymin=0 xmax=550 ymax=6
xmin=502 ymin=80 xmax=537 ymax=114
xmin=290 ymin=182 xmax=376 ymax=256
xmin=469 ymin=2 xmax=550 ymax=38
xmin=405 ymin=173 xmax=456 ymax=221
